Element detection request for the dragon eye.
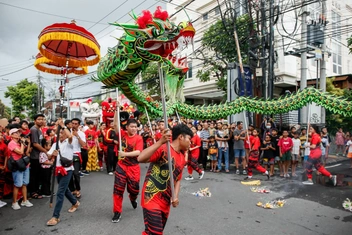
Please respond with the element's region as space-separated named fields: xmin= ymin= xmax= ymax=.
xmin=152 ymin=28 xmax=160 ymax=37
xmin=178 ymin=21 xmax=187 ymax=29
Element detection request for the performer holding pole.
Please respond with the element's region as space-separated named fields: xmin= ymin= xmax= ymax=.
xmin=302 ymin=104 xmax=337 ymax=186
xmin=137 ymin=63 xmax=193 ymax=234
xmin=111 ymin=88 xmax=143 ymax=223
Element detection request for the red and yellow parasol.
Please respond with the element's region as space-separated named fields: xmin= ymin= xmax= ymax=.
xmin=34 ymin=53 xmax=88 ymax=75
xmin=38 ymin=20 xmax=100 ymax=67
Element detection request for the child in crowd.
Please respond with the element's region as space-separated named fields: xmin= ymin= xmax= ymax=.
xmin=209 ymin=123 xmax=216 ymax=137
xmin=270 ymin=129 xmax=281 ymax=176
xmin=320 ymin=133 xmax=330 ymax=166
xmin=39 ymin=139 xmax=54 ymax=197
xmin=244 ymin=129 xmax=252 ymax=163
xmin=299 ymin=128 xmax=307 ymax=167
xmin=208 ymin=136 xmax=218 ymax=172
xmin=291 ymin=132 xmax=301 ymax=177
xmin=278 ymin=130 xmax=293 ymax=178
xmin=345 ymin=135 xmax=352 ymax=168
xmin=246 ymin=129 xmax=269 ymax=180
xmin=303 ymin=135 xmax=311 ymax=166
xmin=261 ymin=135 xmax=275 ymax=177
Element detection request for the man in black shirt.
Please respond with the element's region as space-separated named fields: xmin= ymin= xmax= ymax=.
xmin=29 ymin=114 xmax=46 ymax=199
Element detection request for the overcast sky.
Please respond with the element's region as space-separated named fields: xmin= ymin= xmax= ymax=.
xmin=0 ymin=0 xmax=167 ymax=107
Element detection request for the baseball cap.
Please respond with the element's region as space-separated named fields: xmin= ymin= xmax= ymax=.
xmin=9 ymin=128 xmax=20 ymax=135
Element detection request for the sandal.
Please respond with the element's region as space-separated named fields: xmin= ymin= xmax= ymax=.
xmin=31 ymin=193 xmax=43 ymax=199
xmin=47 ymin=217 xmax=60 ymax=226
xmin=76 ymin=192 xmax=81 ymax=198
xmin=68 ymin=201 xmax=80 ymax=213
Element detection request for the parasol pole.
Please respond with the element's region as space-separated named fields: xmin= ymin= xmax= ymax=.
xmin=50 ymin=124 xmax=61 ymax=208
xmin=116 ymin=88 xmax=122 ymax=156
xmin=50 ymin=61 xmax=68 ymax=207
xmin=158 ymin=62 xmax=175 ymax=201
xmin=64 ymin=58 xmax=70 ymax=119
xmin=144 ymin=106 xmax=155 ymax=144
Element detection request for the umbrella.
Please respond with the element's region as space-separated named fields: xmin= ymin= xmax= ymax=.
xmin=38 ymin=20 xmax=100 ymax=67
xmin=34 ymin=53 xmax=88 ymax=75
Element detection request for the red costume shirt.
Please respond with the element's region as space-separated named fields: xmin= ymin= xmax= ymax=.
xmin=278 ymin=137 xmax=293 ymax=154
xmin=310 ymin=133 xmax=322 ymax=159
xmin=250 ymin=135 xmax=261 ymax=151
xmin=85 ymin=129 xmax=97 ymax=147
xmin=155 ymin=132 xmax=162 ymax=142
xmin=141 ymin=144 xmax=185 ymax=212
xmin=119 ymin=132 xmax=143 ymax=166
xmin=0 ymin=141 xmax=8 ymax=168
xmin=190 ymin=135 xmax=201 ymax=157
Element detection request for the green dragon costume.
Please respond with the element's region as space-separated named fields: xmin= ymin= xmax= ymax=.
xmin=92 ymin=7 xmax=352 ymax=119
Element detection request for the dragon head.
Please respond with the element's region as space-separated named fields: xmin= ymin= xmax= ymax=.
xmin=111 ymin=6 xmax=195 ymax=76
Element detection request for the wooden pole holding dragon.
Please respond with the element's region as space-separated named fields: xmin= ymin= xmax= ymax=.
xmin=158 ymin=62 xmax=175 ymax=201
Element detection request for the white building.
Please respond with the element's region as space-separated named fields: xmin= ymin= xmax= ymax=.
xmin=167 ymin=0 xmax=352 ymax=124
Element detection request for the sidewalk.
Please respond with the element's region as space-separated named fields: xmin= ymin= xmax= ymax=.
xmin=325 ymin=154 xmax=349 ymax=165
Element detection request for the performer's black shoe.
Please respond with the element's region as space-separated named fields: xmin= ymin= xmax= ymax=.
xmin=131 ymin=200 xmax=137 ymax=209
xmin=112 ymin=212 xmax=121 ymax=223
xmin=266 ymin=174 xmax=270 ymax=180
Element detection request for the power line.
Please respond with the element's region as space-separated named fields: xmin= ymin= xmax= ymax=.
xmin=0 ymin=2 xmax=107 ymax=25
xmin=87 ymin=0 xmax=129 ymax=30
xmin=0 ymin=64 xmax=33 ymax=78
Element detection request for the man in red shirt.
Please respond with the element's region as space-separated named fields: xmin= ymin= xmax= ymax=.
xmin=278 ymin=130 xmax=293 ymax=178
xmin=112 ymin=119 xmax=143 ymax=223
xmin=185 ymin=126 xmax=204 ymax=180
xmin=246 ymin=129 xmax=269 ymax=180
xmin=154 ymin=120 xmax=165 ymax=142
xmin=138 ymin=124 xmax=193 ymax=235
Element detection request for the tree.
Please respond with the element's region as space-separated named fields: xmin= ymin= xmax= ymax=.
xmin=0 ymin=99 xmax=11 ymax=119
xmin=4 ymin=78 xmax=39 ymax=118
xmin=348 ymin=35 xmax=352 ymax=54
xmin=196 ymin=14 xmax=251 ymax=100
xmin=140 ymin=62 xmax=160 ymax=97
xmin=325 ymin=78 xmax=352 ymax=134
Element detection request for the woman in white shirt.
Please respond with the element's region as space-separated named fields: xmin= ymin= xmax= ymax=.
xmin=46 ymin=119 xmax=80 ymax=226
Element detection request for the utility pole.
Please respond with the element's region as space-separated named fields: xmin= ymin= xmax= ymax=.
xmin=37 ymin=71 xmax=41 ymax=113
xmin=260 ymin=0 xmax=267 ymax=99
xmin=320 ymin=0 xmax=327 ymax=125
xmin=300 ymin=3 xmax=308 ymax=124
xmin=268 ymin=0 xmax=275 ymax=99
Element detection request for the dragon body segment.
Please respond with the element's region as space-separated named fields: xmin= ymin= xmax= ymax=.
xmin=92 ymin=7 xmax=352 ymax=119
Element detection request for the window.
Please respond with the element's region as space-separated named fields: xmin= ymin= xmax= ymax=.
xmin=187 ymin=62 xmax=193 ymax=78
xmin=332 ymin=11 xmax=341 ymax=41
xmin=235 ymin=0 xmax=248 ymax=16
xmin=332 ymin=42 xmax=342 ymax=74
xmin=214 ymin=6 xmax=220 ymax=15
xmin=203 ymin=13 xmax=208 ymax=21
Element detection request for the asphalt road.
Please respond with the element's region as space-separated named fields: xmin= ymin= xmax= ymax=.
xmin=1 ymin=160 xmax=351 ymax=235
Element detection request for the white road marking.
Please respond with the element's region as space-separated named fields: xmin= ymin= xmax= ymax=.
xmin=325 ymin=164 xmax=342 ymax=169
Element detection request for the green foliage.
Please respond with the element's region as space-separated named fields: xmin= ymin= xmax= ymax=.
xmin=140 ymin=62 xmax=160 ymax=97
xmin=0 ymin=99 xmax=11 ymax=119
xmin=325 ymin=78 xmax=352 ymax=133
xmin=196 ymin=14 xmax=251 ymax=100
xmin=348 ymin=35 xmax=352 ymax=54
xmin=4 ymin=78 xmax=39 ymax=118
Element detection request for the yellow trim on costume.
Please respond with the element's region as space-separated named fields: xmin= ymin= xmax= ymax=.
xmin=38 ymin=32 xmax=101 ymax=67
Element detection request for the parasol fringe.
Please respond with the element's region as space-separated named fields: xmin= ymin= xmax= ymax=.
xmin=34 ymin=56 xmax=88 ymax=75
xmin=38 ymin=32 xmax=101 ymax=67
